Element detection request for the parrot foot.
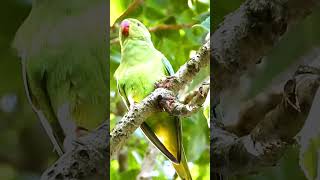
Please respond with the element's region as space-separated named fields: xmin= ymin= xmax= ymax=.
xmin=155 ymin=76 xmax=177 ymax=89
xmin=159 ymin=95 xmax=176 ymax=113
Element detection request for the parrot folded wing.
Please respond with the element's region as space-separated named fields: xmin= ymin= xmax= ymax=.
xmin=21 ymin=60 xmax=64 ymax=156
xmin=161 ymin=56 xmax=175 ymax=76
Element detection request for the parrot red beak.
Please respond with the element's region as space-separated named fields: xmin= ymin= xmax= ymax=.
xmin=120 ymin=20 xmax=130 ymax=36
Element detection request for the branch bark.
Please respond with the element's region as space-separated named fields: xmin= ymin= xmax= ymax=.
xmin=210 ymin=0 xmax=320 ymax=176
xmin=212 ymin=63 xmax=320 ymax=176
xmin=111 ymin=0 xmax=144 ymax=28
xmin=156 ymin=40 xmax=210 ymax=93
xmin=41 ymin=124 xmax=109 ymax=179
xmin=136 ymin=144 xmax=159 ymax=180
xmin=211 ymin=0 xmax=319 ymax=94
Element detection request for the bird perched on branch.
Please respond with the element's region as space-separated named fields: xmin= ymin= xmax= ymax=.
xmin=13 ymin=0 xmax=108 ymax=155
xmin=114 ymin=18 xmax=192 ymax=180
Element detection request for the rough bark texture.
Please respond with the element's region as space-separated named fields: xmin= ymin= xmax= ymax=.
xmin=212 ymin=0 xmax=319 ymax=94
xmin=211 ymin=0 xmax=320 ymax=176
xmin=41 ymin=124 xmax=109 ymax=180
xmin=212 ymin=65 xmax=320 ymax=175
xmin=157 ymin=40 xmax=210 ymax=93
xmin=136 ymin=144 xmax=159 ymax=180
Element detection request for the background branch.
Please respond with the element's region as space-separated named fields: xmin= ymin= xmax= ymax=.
xmin=212 ymin=62 xmax=320 ymax=175
xmin=211 ymin=0 xmax=320 ymax=95
xmin=149 ymin=23 xmax=194 ymax=32
xmin=111 ymin=0 xmax=144 ymax=28
xmin=136 ymin=144 xmax=159 ymax=180
xmin=211 ymin=0 xmax=320 ymax=176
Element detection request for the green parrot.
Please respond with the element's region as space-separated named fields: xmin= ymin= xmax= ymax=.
xmin=114 ymin=18 xmax=192 ymax=180
xmin=13 ymin=0 xmax=108 ymax=155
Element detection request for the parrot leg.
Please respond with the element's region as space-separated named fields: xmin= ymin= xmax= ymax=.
xmin=158 ymin=95 xmax=176 ymax=112
xmin=63 ymin=127 xmax=88 ymax=152
xmin=155 ymin=76 xmax=177 ymax=89
xmin=57 ymin=103 xmax=79 ymax=152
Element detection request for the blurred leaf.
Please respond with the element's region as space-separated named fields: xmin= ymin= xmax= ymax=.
xmin=192 ymin=16 xmax=210 ymax=32
xmin=143 ymin=6 xmax=165 ymax=20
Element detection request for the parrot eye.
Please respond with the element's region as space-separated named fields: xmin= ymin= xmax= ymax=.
xmin=137 ymin=23 xmax=141 ymax=26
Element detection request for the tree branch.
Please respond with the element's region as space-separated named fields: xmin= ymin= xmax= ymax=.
xmin=156 ymin=40 xmax=210 ymax=93
xmin=209 ymin=0 xmax=320 ymax=176
xmin=211 ymin=0 xmax=320 ymax=94
xmin=41 ymin=124 xmax=109 ymax=180
xmin=149 ymin=23 xmax=194 ymax=32
xmin=212 ymin=62 xmax=320 ymax=175
xmin=136 ymin=144 xmax=159 ymax=180
xmin=111 ymin=0 xmax=144 ymax=28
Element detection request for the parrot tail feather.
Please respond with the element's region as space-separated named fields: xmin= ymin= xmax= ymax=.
xmin=172 ymin=147 xmax=192 ymax=180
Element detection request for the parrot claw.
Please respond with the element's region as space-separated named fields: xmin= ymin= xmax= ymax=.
xmin=159 ymin=95 xmax=176 ymax=113
xmin=155 ymin=76 xmax=177 ymax=89
xmin=72 ymin=140 xmax=85 ymax=146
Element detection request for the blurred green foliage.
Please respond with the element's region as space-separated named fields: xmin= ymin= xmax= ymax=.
xmin=110 ymin=0 xmax=210 ymax=179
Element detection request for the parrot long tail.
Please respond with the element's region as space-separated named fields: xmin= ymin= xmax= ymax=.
xmin=172 ymin=147 xmax=192 ymax=180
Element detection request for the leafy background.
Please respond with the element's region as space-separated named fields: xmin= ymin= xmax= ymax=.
xmin=110 ymin=0 xmax=210 ymax=179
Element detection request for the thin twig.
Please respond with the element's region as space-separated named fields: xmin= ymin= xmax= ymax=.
xmin=111 ymin=0 xmax=144 ymax=29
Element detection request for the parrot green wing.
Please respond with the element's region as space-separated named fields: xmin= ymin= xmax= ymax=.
xmin=117 ymin=82 xmax=130 ymax=109
xmin=161 ymin=56 xmax=175 ymax=76
xmin=22 ymin=59 xmax=64 ymax=156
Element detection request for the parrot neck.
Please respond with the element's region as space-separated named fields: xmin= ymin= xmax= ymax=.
xmin=121 ymin=39 xmax=154 ymax=64
xmin=121 ymin=38 xmax=153 ymax=50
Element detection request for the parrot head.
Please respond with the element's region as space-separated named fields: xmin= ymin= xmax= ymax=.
xmin=119 ymin=18 xmax=151 ymax=46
